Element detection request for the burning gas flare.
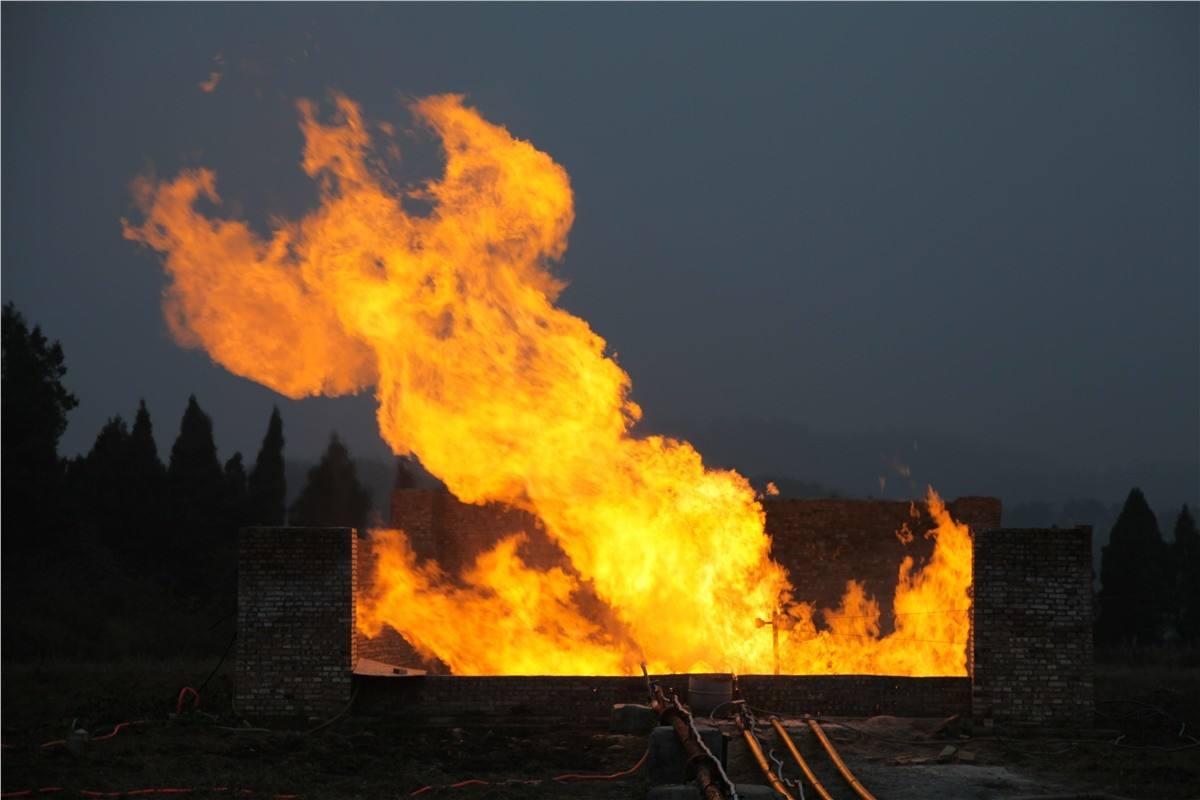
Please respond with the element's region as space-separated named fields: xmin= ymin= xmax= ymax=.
xmin=124 ymin=93 xmax=972 ymax=676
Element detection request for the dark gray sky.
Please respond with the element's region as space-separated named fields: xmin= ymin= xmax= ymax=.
xmin=3 ymin=3 xmax=1197 ymax=502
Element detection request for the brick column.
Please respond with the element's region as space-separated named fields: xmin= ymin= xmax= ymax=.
xmin=971 ymin=527 xmax=1094 ymax=728
xmin=236 ymin=527 xmax=357 ymax=720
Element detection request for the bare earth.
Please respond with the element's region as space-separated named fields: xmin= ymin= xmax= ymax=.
xmin=3 ymin=660 xmax=1197 ymax=799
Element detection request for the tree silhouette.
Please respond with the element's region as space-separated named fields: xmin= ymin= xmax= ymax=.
xmin=167 ymin=395 xmax=226 ymax=590
xmin=1097 ymin=488 xmax=1169 ymax=646
xmin=126 ymin=399 xmax=168 ymax=558
xmin=290 ymin=433 xmax=371 ymax=530
xmin=1 ymin=303 xmax=78 ymax=551
xmin=1173 ymin=505 xmax=1199 ymax=643
xmin=72 ymin=415 xmax=136 ymax=554
xmin=247 ymin=407 xmax=286 ymax=525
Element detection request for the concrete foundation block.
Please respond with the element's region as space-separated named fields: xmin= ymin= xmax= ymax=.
xmin=647 ymin=725 xmax=728 ymax=785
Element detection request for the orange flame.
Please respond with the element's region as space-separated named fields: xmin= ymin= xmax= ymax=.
xmin=124 ymin=93 xmax=972 ymax=676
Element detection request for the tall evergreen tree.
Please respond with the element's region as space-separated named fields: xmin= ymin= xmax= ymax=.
xmin=247 ymin=407 xmax=286 ymax=525
xmin=167 ymin=395 xmax=226 ymax=589
xmin=129 ymin=400 xmax=164 ymax=483
xmin=1173 ymin=505 xmax=1200 ymax=642
xmin=1 ymin=303 xmax=78 ymax=550
xmin=126 ymin=399 xmax=168 ymax=557
xmin=1097 ymin=488 xmax=1169 ymax=646
xmin=76 ymin=415 xmax=134 ymax=553
xmin=290 ymin=433 xmax=371 ymax=530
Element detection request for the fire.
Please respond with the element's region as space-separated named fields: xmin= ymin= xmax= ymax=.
xmin=124 ymin=93 xmax=973 ymax=677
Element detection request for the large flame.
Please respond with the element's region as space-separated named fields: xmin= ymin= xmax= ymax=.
xmin=124 ymin=93 xmax=972 ymax=676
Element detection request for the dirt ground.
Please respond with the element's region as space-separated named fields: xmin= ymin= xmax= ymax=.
xmin=3 ymin=659 xmax=1198 ymax=799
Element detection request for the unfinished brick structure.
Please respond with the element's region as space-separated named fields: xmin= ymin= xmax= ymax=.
xmin=235 ymin=493 xmax=1095 ymax=728
xmin=236 ymin=527 xmax=357 ymax=719
xmin=764 ymin=496 xmax=1000 ymax=627
xmin=971 ymin=526 xmax=1094 ymax=727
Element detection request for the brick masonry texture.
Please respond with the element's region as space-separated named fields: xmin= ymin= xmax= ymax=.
xmin=236 ymin=498 xmax=1095 ymax=727
xmin=764 ymin=497 xmax=1000 ymax=625
xmin=971 ymin=527 xmax=1094 ymax=728
xmin=391 ymin=489 xmax=566 ymax=573
xmin=235 ymin=527 xmax=357 ymax=720
xmin=353 ymin=674 xmax=970 ymax=723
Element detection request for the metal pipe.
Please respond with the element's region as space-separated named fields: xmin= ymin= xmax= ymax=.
xmin=769 ymin=717 xmax=835 ymax=800
xmin=805 ymin=718 xmax=878 ymax=800
xmin=651 ymin=685 xmax=738 ymax=800
xmin=735 ymin=712 xmax=795 ymax=800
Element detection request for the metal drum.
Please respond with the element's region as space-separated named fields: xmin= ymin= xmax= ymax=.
xmin=687 ymin=673 xmax=733 ymax=717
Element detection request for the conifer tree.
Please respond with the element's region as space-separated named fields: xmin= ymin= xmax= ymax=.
xmin=1173 ymin=505 xmax=1200 ymax=642
xmin=129 ymin=400 xmax=165 ymax=483
xmin=247 ymin=407 xmax=286 ymax=525
xmin=126 ymin=399 xmax=167 ymax=556
xmin=1 ymin=303 xmax=78 ymax=548
xmin=79 ymin=415 xmax=134 ymax=552
xmin=167 ymin=396 xmax=225 ymax=588
xmin=1097 ymin=488 xmax=1169 ymax=646
xmin=290 ymin=433 xmax=371 ymax=530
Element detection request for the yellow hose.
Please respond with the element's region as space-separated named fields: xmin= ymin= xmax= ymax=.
xmin=768 ymin=717 xmax=835 ymax=800
xmin=738 ymin=722 xmax=796 ymax=800
xmin=806 ymin=718 xmax=879 ymax=800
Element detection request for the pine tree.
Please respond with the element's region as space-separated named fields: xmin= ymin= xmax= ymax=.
xmin=126 ymin=399 xmax=167 ymax=558
xmin=129 ymin=400 xmax=165 ymax=484
xmin=78 ymin=415 xmax=134 ymax=553
xmin=1173 ymin=505 xmax=1200 ymax=642
xmin=1 ymin=303 xmax=78 ymax=550
xmin=1097 ymin=488 xmax=1169 ymax=646
xmin=290 ymin=433 xmax=371 ymax=530
xmin=247 ymin=407 xmax=286 ymax=525
xmin=167 ymin=395 xmax=226 ymax=590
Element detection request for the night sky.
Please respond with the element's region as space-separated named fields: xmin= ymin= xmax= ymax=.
xmin=3 ymin=4 xmax=1197 ymax=504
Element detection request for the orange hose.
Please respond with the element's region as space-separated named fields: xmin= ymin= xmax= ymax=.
xmin=175 ymin=688 xmax=200 ymax=715
xmin=769 ymin=717 xmax=835 ymax=800
xmin=806 ymin=718 xmax=878 ymax=800
xmin=738 ymin=724 xmax=795 ymax=800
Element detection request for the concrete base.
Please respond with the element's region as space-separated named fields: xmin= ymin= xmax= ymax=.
xmin=647 ymin=725 xmax=729 ymax=785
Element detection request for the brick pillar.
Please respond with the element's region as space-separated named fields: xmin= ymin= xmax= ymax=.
xmin=236 ymin=527 xmax=357 ymax=720
xmin=971 ymin=527 xmax=1094 ymax=728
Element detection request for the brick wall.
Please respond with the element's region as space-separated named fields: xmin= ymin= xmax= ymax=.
xmin=392 ymin=490 xmax=1001 ymax=627
xmin=765 ymin=497 xmax=1001 ymax=624
xmin=354 ymin=674 xmax=970 ymax=724
xmin=970 ymin=527 xmax=1094 ymax=728
xmin=235 ymin=504 xmax=1096 ymax=728
xmin=391 ymin=489 xmax=565 ymax=573
xmin=236 ymin=527 xmax=357 ymax=720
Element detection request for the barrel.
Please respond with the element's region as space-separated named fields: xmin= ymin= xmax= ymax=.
xmin=687 ymin=673 xmax=733 ymax=717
